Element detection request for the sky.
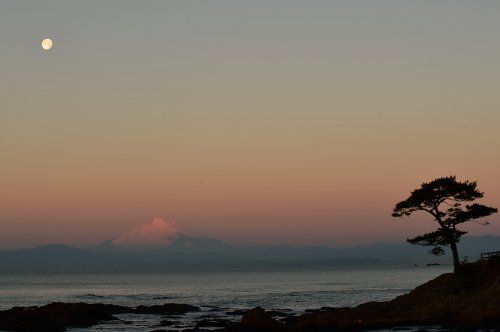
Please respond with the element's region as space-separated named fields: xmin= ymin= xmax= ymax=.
xmin=1 ymin=1 xmax=499 ymax=249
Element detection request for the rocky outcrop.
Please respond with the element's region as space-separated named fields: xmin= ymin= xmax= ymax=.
xmin=285 ymin=261 xmax=500 ymax=330
xmin=0 ymin=302 xmax=129 ymax=332
xmin=225 ymin=306 xmax=286 ymax=331
xmin=0 ymin=302 xmax=200 ymax=332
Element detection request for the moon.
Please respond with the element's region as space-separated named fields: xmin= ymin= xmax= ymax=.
xmin=41 ymin=38 xmax=53 ymax=50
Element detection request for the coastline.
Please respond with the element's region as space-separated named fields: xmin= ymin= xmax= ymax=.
xmin=0 ymin=261 xmax=498 ymax=331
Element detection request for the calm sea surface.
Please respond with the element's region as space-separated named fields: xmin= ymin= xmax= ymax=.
xmin=0 ymin=265 xmax=451 ymax=331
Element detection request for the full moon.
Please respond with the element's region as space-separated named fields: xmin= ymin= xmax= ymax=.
xmin=41 ymin=38 xmax=53 ymax=50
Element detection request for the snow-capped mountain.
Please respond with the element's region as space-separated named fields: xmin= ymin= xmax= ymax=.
xmin=95 ymin=217 xmax=228 ymax=252
xmin=110 ymin=217 xmax=189 ymax=250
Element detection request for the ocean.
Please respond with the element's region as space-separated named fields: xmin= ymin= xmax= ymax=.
xmin=0 ymin=265 xmax=451 ymax=331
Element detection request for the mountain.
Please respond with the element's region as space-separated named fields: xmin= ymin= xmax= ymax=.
xmin=106 ymin=217 xmax=191 ymax=250
xmin=0 ymin=244 xmax=103 ymax=272
xmin=94 ymin=217 xmax=228 ymax=253
xmin=112 ymin=217 xmax=185 ymax=248
xmin=1 ymin=215 xmax=499 ymax=272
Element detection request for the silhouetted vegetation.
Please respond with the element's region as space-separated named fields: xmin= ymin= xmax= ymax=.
xmin=392 ymin=176 xmax=497 ymax=272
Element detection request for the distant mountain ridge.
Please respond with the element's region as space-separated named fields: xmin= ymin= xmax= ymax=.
xmin=1 ymin=217 xmax=499 ymax=272
xmin=110 ymin=217 xmax=187 ymax=250
xmin=92 ymin=217 xmax=229 ymax=254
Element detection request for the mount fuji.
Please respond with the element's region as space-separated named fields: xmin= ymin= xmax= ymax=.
xmin=94 ymin=217 xmax=228 ymax=252
xmin=3 ymin=216 xmax=498 ymax=272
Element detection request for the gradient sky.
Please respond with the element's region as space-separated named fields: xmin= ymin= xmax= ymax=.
xmin=1 ymin=1 xmax=500 ymax=249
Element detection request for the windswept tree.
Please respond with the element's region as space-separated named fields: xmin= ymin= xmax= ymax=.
xmin=392 ymin=176 xmax=497 ymax=272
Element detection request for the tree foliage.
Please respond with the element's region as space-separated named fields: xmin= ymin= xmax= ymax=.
xmin=392 ymin=176 xmax=497 ymax=268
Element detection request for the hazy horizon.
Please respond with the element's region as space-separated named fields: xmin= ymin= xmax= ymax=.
xmin=1 ymin=1 xmax=500 ymax=249
xmin=1 ymin=214 xmax=499 ymax=251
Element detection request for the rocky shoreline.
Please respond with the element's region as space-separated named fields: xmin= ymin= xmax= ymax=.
xmin=1 ymin=261 xmax=499 ymax=331
xmin=0 ymin=302 xmax=200 ymax=331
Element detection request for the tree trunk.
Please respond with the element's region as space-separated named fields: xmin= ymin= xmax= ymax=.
xmin=450 ymin=241 xmax=461 ymax=272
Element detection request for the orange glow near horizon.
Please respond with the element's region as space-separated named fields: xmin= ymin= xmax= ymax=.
xmin=1 ymin=1 xmax=500 ymax=249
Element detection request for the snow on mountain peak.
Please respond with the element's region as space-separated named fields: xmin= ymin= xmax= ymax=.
xmin=111 ymin=217 xmax=190 ymax=250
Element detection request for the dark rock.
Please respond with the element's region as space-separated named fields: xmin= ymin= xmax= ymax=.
xmin=0 ymin=302 xmax=130 ymax=332
xmin=0 ymin=302 xmax=200 ymax=332
xmin=241 ymin=307 xmax=276 ymax=326
xmin=287 ymin=261 xmax=500 ymax=330
xmin=228 ymin=306 xmax=286 ymax=331
xmin=266 ymin=310 xmax=289 ymax=318
xmin=135 ymin=303 xmax=200 ymax=315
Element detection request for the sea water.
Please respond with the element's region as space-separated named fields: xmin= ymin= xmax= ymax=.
xmin=0 ymin=265 xmax=450 ymax=331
